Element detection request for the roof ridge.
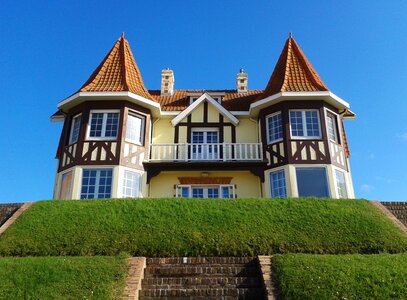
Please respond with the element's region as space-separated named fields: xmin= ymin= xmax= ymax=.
xmin=120 ymin=37 xmax=130 ymax=91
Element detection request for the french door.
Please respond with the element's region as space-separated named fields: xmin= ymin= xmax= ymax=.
xmin=191 ymin=128 xmax=219 ymax=160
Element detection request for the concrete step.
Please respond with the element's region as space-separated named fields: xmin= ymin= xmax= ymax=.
xmin=142 ymin=276 xmax=262 ymax=289
xmin=139 ymin=287 xmax=265 ymax=298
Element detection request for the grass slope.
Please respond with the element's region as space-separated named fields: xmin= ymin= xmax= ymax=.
xmin=0 ymin=256 xmax=128 ymax=299
xmin=273 ymin=253 xmax=407 ymax=299
xmin=0 ymin=198 xmax=406 ymax=256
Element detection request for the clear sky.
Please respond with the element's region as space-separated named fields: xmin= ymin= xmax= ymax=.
xmin=0 ymin=0 xmax=406 ymax=203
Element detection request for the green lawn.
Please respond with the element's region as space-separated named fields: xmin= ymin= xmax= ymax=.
xmin=273 ymin=253 xmax=407 ymax=300
xmin=0 ymin=256 xmax=128 ymax=299
xmin=0 ymin=198 xmax=406 ymax=256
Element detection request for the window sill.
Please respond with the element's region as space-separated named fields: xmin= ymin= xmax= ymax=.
xmin=267 ymin=138 xmax=283 ymax=145
xmin=86 ymin=137 xmax=118 ymax=141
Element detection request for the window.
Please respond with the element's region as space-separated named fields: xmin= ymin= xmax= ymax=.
xmin=290 ymin=110 xmax=321 ymax=138
xmin=59 ymin=171 xmax=73 ymax=200
xmin=296 ymin=167 xmax=330 ymax=198
xmin=80 ymin=169 xmax=113 ymax=199
xmin=176 ymin=185 xmax=234 ymax=198
xmin=191 ymin=128 xmax=219 ymax=160
xmin=270 ymin=170 xmax=287 ymax=198
xmin=327 ymin=113 xmax=338 ymax=143
xmin=122 ymin=170 xmax=141 ymax=198
xmin=88 ymin=111 xmax=119 ymax=139
xmin=125 ymin=113 xmax=145 ymax=145
xmin=68 ymin=114 xmax=81 ymax=144
xmin=266 ymin=112 xmax=283 ymax=144
xmin=335 ymin=170 xmax=348 ymax=198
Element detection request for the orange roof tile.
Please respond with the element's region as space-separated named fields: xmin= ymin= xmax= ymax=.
xmin=149 ymin=90 xmax=263 ymax=111
xmin=78 ymin=35 xmax=153 ymax=100
xmin=260 ymin=34 xmax=328 ymax=99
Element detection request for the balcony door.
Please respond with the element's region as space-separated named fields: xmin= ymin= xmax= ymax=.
xmin=191 ymin=128 xmax=219 ymax=160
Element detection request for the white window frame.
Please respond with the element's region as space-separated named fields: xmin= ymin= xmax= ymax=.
xmin=121 ymin=169 xmax=142 ymax=198
xmin=125 ymin=112 xmax=145 ymax=145
xmin=79 ymin=167 xmax=114 ymax=199
xmin=334 ymin=168 xmax=348 ymax=199
xmin=295 ymin=166 xmax=331 ymax=198
xmin=266 ymin=111 xmax=283 ymax=144
xmin=87 ymin=109 xmax=120 ymax=141
xmin=326 ymin=111 xmax=339 ymax=143
xmin=175 ymin=184 xmax=235 ymax=199
xmin=58 ymin=170 xmax=74 ymax=200
xmin=269 ymin=169 xmax=287 ymax=198
xmin=68 ymin=114 xmax=82 ymax=145
xmin=289 ymin=109 xmax=322 ymax=139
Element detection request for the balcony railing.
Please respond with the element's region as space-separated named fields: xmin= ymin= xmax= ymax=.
xmin=148 ymin=143 xmax=263 ymax=162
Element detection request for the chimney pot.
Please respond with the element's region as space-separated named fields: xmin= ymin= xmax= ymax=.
xmin=161 ymin=69 xmax=174 ymax=96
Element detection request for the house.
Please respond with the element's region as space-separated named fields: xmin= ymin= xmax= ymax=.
xmin=51 ymin=33 xmax=355 ymax=200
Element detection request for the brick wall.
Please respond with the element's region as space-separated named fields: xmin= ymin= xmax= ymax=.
xmin=0 ymin=204 xmax=22 ymax=226
xmin=381 ymin=202 xmax=407 ymax=226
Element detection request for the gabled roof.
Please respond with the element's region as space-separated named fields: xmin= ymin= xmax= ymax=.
xmin=149 ymin=90 xmax=263 ymax=111
xmin=260 ymin=34 xmax=328 ymax=99
xmin=78 ymin=34 xmax=153 ymax=100
xmin=171 ymin=93 xmax=239 ymax=126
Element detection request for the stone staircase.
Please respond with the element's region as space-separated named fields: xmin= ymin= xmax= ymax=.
xmin=0 ymin=203 xmax=22 ymax=226
xmin=139 ymin=257 xmax=266 ymax=300
xmin=381 ymin=202 xmax=407 ymax=226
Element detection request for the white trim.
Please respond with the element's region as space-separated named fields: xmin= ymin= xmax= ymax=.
xmin=332 ymin=166 xmax=349 ymax=199
xmin=79 ymin=167 xmax=114 ymax=199
xmin=68 ymin=113 xmax=82 ymax=145
xmin=125 ymin=112 xmax=145 ymax=146
xmin=171 ymin=93 xmax=239 ymax=126
xmin=175 ymin=184 xmax=235 ymax=198
xmin=50 ymin=115 xmax=65 ymax=122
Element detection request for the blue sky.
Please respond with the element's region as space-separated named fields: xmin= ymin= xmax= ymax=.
xmin=0 ymin=0 xmax=406 ymax=203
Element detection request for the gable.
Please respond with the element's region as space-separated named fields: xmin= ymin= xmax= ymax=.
xmin=171 ymin=93 xmax=239 ymax=126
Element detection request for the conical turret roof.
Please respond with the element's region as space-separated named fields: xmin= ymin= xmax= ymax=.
xmin=78 ymin=34 xmax=153 ymax=100
xmin=261 ymin=34 xmax=329 ymax=98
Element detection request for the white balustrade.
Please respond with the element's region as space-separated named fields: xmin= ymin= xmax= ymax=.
xmin=148 ymin=143 xmax=263 ymax=161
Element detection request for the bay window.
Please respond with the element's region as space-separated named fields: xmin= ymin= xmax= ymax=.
xmin=296 ymin=167 xmax=330 ymax=198
xmin=290 ymin=110 xmax=321 ymax=139
xmin=335 ymin=169 xmax=348 ymax=198
xmin=326 ymin=113 xmax=338 ymax=143
xmin=125 ymin=113 xmax=145 ymax=145
xmin=270 ymin=170 xmax=287 ymax=198
xmin=266 ymin=112 xmax=283 ymax=144
xmin=88 ymin=110 xmax=119 ymax=140
xmin=80 ymin=168 xmax=113 ymax=199
xmin=68 ymin=114 xmax=81 ymax=144
xmin=122 ymin=170 xmax=141 ymax=198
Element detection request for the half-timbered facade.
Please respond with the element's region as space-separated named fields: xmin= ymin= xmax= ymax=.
xmin=52 ymin=33 xmax=355 ymax=200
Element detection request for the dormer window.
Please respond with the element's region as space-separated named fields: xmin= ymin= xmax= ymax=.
xmin=87 ymin=110 xmax=119 ymax=140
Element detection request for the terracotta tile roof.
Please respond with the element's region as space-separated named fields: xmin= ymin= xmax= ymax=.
xmin=259 ymin=34 xmax=328 ymax=100
xmin=149 ymin=90 xmax=263 ymax=111
xmin=341 ymin=120 xmax=350 ymax=157
xmin=78 ymin=35 xmax=153 ymax=100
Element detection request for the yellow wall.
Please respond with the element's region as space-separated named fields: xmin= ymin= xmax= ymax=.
xmin=152 ymin=118 xmax=174 ymax=143
xmin=207 ymin=104 xmax=220 ymax=123
xmin=236 ymin=118 xmax=258 ymax=143
xmin=149 ymin=171 xmax=262 ymax=198
xmin=191 ymin=104 xmax=204 ymax=122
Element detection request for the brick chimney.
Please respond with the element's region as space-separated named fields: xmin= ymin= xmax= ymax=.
xmin=236 ymin=68 xmax=248 ymax=94
xmin=161 ymin=68 xmax=174 ymax=96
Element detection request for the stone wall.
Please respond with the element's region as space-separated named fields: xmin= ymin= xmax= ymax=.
xmin=381 ymin=202 xmax=407 ymax=226
xmin=0 ymin=204 xmax=22 ymax=226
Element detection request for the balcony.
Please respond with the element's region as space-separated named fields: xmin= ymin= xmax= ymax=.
xmin=148 ymin=143 xmax=263 ymax=162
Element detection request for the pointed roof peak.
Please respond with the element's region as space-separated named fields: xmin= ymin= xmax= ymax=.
xmin=260 ymin=34 xmax=329 ymax=99
xmin=78 ymin=35 xmax=152 ymax=100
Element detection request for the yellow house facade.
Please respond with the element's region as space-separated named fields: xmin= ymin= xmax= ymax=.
xmin=52 ymin=34 xmax=355 ymax=200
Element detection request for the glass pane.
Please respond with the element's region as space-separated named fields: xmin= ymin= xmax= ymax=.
xmin=206 ymin=131 xmax=218 ymax=143
xmin=181 ymin=187 xmax=190 ymax=197
xmin=69 ymin=115 xmax=81 ymax=144
xmin=335 ymin=170 xmax=348 ymax=198
xmin=305 ymin=111 xmax=320 ymax=137
xmin=267 ymin=112 xmax=283 ymax=143
xmin=104 ymin=113 xmax=119 ymax=137
xmin=270 ymin=170 xmax=287 ymax=198
xmin=59 ymin=171 xmax=73 ymax=200
xmin=192 ymin=188 xmax=204 ymax=198
xmin=327 ymin=114 xmax=338 ymax=142
xmin=122 ymin=170 xmax=141 ymax=198
xmin=89 ymin=113 xmax=104 ymax=137
xmin=296 ymin=168 xmax=330 ymax=198
xmin=290 ymin=111 xmax=304 ymax=137
xmin=207 ymin=188 xmax=219 ymax=198
xmin=192 ymin=132 xmax=204 ymax=143
xmin=126 ymin=114 xmax=143 ymax=144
